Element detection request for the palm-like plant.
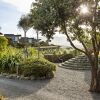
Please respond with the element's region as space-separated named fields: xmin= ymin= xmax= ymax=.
xmin=18 ymin=15 xmax=32 ymax=58
xmin=18 ymin=15 xmax=32 ymax=38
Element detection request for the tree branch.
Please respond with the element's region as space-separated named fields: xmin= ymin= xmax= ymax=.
xmin=63 ymin=21 xmax=87 ymax=54
xmin=92 ymin=0 xmax=99 ymax=54
xmin=79 ymin=38 xmax=89 ymax=53
xmin=73 ymin=29 xmax=89 ymax=54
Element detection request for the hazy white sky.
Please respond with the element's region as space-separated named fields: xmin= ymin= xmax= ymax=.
xmin=2 ymin=0 xmax=34 ymax=13
xmin=0 ymin=0 xmax=81 ymax=47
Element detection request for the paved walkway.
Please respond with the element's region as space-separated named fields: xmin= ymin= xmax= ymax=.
xmin=0 ymin=67 xmax=100 ymax=100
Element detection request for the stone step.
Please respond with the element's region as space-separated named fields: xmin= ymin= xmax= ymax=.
xmin=59 ymin=55 xmax=91 ymax=70
xmin=62 ymin=64 xmax=91 ymax=68
xmin=65 ymin=61 xmax=89 ymax=64
xmin=66 ymin=58 xmax=89 ymax=61
xmin=64 ymin=62 xmax=91 ymax=65
xmin=62 ymin=63 xmax=90 ymax=66
xmin=62 ymin=63 xmax=91 ymax=68
xmin=65 ymin=60 xmax=90 ymax=63
xmin=59 ymin=55 xmax=100 ymax=70
xmin=59 ymin=64 xmax=91 ymax=70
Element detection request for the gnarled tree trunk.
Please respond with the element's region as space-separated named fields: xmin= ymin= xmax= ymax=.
xmin=88 ymin=55 xmax=100 ymax=92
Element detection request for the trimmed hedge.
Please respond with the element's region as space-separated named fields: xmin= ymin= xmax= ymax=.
xmin=44 ymin=54 xmax=73 ymax=63
xmin=20 ymin=58 xmax=56 ymax=79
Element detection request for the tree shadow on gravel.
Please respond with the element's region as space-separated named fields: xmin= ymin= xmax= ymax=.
xmin=0 ymin=77 xmax=51 ymax=99
xmin=84 ymin=70 xmax=91 ymax=85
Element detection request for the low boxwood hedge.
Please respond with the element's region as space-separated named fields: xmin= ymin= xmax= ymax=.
xmin=20 ymin=58 xmax=56 ymax=79
xmin=44 ymin=54 xmax=73 ymax=63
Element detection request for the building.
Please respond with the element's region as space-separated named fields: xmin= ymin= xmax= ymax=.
xmin=4 ymin=34 xmax=21 ymax=43
xmin=28 ymin=38 xmax=37 ymax=43
xmin=4 ymin=34 xmax=38 ymax=46
xmin=19 ymin=37 xmax=37 ymax=44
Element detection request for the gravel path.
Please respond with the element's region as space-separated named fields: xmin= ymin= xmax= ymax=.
xmin=0 ymin=67 xmax=100 ymax=100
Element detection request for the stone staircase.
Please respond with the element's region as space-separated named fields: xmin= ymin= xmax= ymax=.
xmin=59 ymin=55 xmax=100 ymax=70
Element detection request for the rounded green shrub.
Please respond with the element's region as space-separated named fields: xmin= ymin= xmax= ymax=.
xmin=20 ymin=58 xmax=56 ymax=79
xmin=0 ymin=36 xmax=8 ymax=51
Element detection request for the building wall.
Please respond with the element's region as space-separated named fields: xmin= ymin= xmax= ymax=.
xmin=14 ymin=37 xmax=19 ymax=42
xmin=28 ymin=39 xmax=33 ymax=43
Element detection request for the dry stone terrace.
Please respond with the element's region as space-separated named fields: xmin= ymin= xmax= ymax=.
xmin=59 ymin=55 xmax=100 ymax=70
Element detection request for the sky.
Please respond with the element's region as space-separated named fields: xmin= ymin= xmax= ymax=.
xmin=0 ymin=0 xmax=81 ymax=47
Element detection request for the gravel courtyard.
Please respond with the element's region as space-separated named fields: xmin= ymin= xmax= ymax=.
xmin=0 ymin=67 xmax=100 ymax=100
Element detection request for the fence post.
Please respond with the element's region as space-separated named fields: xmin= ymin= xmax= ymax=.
xmin=37 ymin=31 xmax=40 ymax=59
xmin=16 ymin=63 xmax=19 ymax=75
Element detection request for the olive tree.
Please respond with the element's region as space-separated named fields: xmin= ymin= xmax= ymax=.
xmin=30 ymin=0 xmax=100 ymax=92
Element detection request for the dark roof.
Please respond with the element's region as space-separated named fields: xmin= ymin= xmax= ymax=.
xmin=4 ymin=34 xmax=14 ymax=36
xmin=28 ymin=38 xmax=35 ymax=39
xmin=15 ymin=35 xmax=21 ymax=37
xmin=21 ymin=37 xmax=36 ymax=39
xmin=4 ymin=34 xmax=21 ymax=37
xmin=0 ymin=32 xmax=3 ymax=35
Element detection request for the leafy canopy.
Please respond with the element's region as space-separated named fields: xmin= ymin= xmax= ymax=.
xmin=30 ymin=0 xmax=100 ymax=55
xmin=18 ymin=15 xmax=32 ymax=33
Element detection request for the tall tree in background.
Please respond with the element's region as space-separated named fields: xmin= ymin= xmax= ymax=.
xmin=30 ymin=0 xmax=100 ymax=92
xmin=30 ymin=1 xmax=57 ymax=40
xmin=18 ymin=15 xmax=32 ymax=57
xmin=18 ymin=15 xmax=32 ymax=38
